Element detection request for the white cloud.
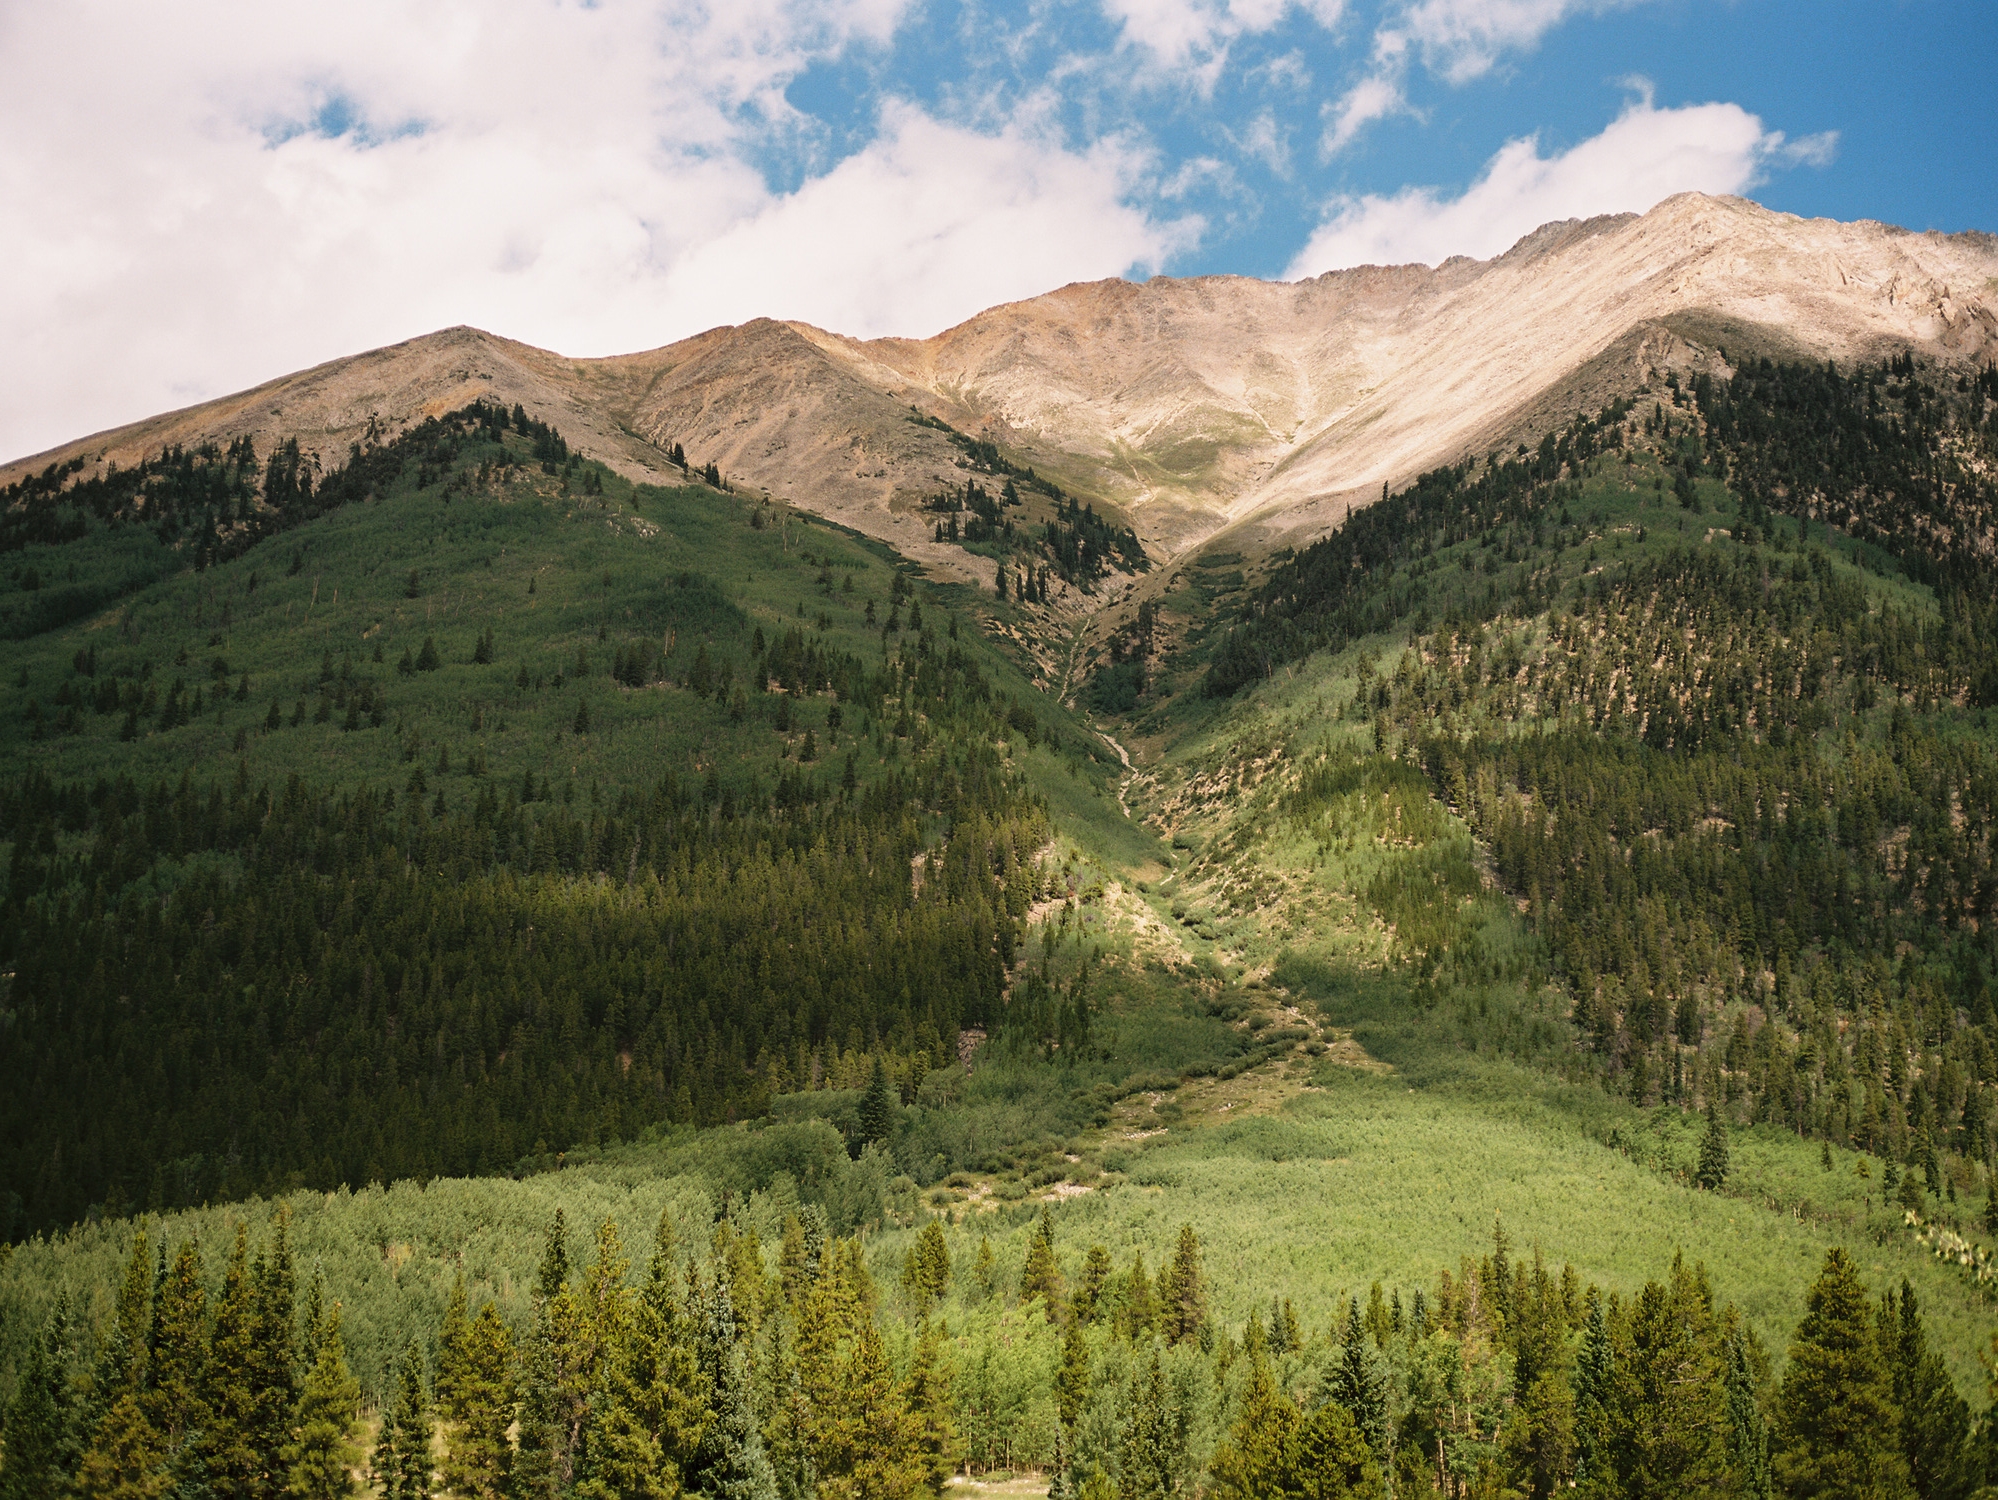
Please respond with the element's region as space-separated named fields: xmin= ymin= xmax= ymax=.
xmin=1393 ymin=0 xmax=1625 ymax=84
xmin=0 ymin=0 xmax=1182 ymax=462
xmin=1100 ymin=0 xmax=1345 ymax=88
xmin=1287 ymin=96 xmax=1816 ymax=275
xmin=1320 ymin=74 xmax=1407 ymax=157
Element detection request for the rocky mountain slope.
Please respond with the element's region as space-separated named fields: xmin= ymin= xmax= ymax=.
xmin=8 ymin=193 xmax=1994 ymax=580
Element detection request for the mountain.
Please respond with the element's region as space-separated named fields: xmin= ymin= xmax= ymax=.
xmin=9 ymin=194 xmax=1994 ymax=584
xmin=8 ymin=192 xmax=1998 ymax=1498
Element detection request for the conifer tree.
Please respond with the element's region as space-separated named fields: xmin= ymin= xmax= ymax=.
xmin=436 ymin=1271 xmax=472 ymax=1417
xmin=1021 ymin=1206 xmax=1063 ymax=1314
xmin=1283 ymin=1399 xmax=1383 ymax=1500
xmin=1722 ymin=1318 xmax=1771 ymax=1500
xmin=904 ymin=1317 xmax=960 ymax=1494
xmin=1328 ymin=1302 xmax=1390 ymax=1459
xmin=973 ymin=1236 xmax=997 ymax=1299
xmin=1773 ymin=1248 xmax=1910 ymax=1498
xmin=202 ymin=1225 xmax=263 ymax=1499
xmin=1572 ymin=1290 xmax=1614 ymax=1493
xmin=248 ymin=1217 xmax=301 ymax=1487
xmin=1072 ymin=1246 xmax=1112 ymax=1325
xmin=1119 ymin=1352 xmax=1184 ymax=1500
xmin=858 ymin=1057 xmax=896 ymax=1146
xmin=1121 ymin=1252 xmax=1156 ymax=1342
xmin=0 ymin=1297 xmax=77 ymax=1500
xmin=282 ymin=1303 xmax=362 ymax=1499
xmin=1697 ymin=1103 xmax=1732 ymax=1191
xmin=1889 ymin=1280 xmax=1968 ymax=1500
xmin=901 ymin=1220 xmax=951 ymax=1304
xmin=74 ymin=1228 xmax=167 ymax=1498
xmin=689 ymin=1265 xmax=778 ymax=1500
xmin=1155 ymin=1225 xmax=1206 ymax=1347
xmin=1206 ymin=1341 xmax=1298 ymax=1500
xmin=439 ymin=1304 xmax=516 ymax=1500
xmin=146 ymin=1238 xmax=209 ymax=1483
xmin=378 ymin=1341 xmax=434 ymax=1500
xmin=1057 ymin=1320 xmax=1090 ymax=1430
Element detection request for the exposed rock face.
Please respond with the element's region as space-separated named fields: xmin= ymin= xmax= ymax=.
xmin=8 ymin=193 xmax=1994 ymax=570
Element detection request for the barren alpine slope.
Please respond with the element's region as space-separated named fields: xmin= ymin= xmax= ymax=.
xmin=7 ymin=193 xmax=1994 ymax=571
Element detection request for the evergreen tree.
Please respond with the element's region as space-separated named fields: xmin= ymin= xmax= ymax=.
xmin=146 ymin=1239 xmax=209 ymax=1486
xmin=248 ymin=1216 xmax=301 ymax=1488
xmin=379 ymin=1341 xmax=434 ymax=1500
xmin=435 ymin=1271 xmax=472 ymax=1417
xmin=1283 ymin=1399 xmax=1384 ymax=1500
xmin=1121 ymin=1253 xmax=1155 ymax=1342
xmin=1057 ymin=1319 xmax=1090 ymax=1431
xmin=901 ymin=1220 xmax=951 ymax=1304
xmin=1697 ymin=1103 xmax=1732 ymax=1191
xmin=1207 ymin=1343 xmax=1299 ymax=1500
xmin=439 ymin=1304 xmax=516 ymax=1500
xmin=688 ymin=1266 xmax=778 ymax=1500
xmin=1119 ymin=1352 xmax=1184 ymax=1500
xmin=1723 ymin=1318 xmax=1772 ymax=1500
xmin=1072 ymin=1246 xmax=1112 ymax=1325
xmin=0 ymin=1297 xmax=77 ymax=1500
xmin=202 ymin=1225 xmax=263 ymax=1499
xmin=858 ymin=1057 xmax=896 ymax=1146
xmin=1773 ymin=1247 xmax=1911 ymax=1499
xmin=75 ymin=1229 xmax=166 ymax=1498
xmin=1888 ymin=1281 xmax=1968 ymax=1500
xmin=1327 ymin=1303 xmax=1390 ymax=1460
xmin=1503 ymin=1371 xmax=1577 ymax=1500
xmin=1021 ymin=1206 xmax=1063 ymax=1314
xmin=1155 ymin=1225 xmax=1206 ymax=1348
xmin=282 ymin=1303 xmax=362 ymax=1500
xmin=1572 ymin=1290 xmax=1614 ymax=1493
xmin=903 ymin=1318 xmax=960 ymax=1495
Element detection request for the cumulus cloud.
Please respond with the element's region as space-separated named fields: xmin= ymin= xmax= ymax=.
xmin=0 ymin=0 xmax=1181 ymax=461
xmin=1320 ymin=74 xmax=1407 ymax=156
xmin=1287 ymin=95 xmax=1820 ymax=275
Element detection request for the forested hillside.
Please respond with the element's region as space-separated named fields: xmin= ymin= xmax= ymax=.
xmin=9 ymin=351 xmax=1998 ymax=1500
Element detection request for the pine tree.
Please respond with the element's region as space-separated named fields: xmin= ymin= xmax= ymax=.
xmin=1889 ymin=1280 xmax=1968 ymax=1500
xmin=1119 ymin=1352 xmax=1184 ymax=1500
xmin=1328 ymin=1302 xmax=1390 ymax=1459
xmin=1072 ymin=1246 xmax=1112 ymax=1325
xmin=901 ymin=1220 xmax=951 ymax=1303
xmin=146 ymin=1238 xmax=210 ymax=1484
xmin=1057 ymin=1320 xmax=1090 ymax=1430
xmin=858 ymin=1056 xmax=896 ymax=1146
xmin=248 ymin=1216 xmax=301 ymax=1488
xmin=688 ymin=1265 xmax=778 ymax=1500
xmin=439 ymin=1303 xmax=515 ymax=1500
xmin=1206 ymin=1342 xmax=1298 ymax=1500
xmin=1697 ymin=1103 xmax=1732 ymax=1191
xmin=436 ymin=1271 xmax=472 ymax=1417
xmin=282 ymin=1303 xmax=362 ymax=1499
xmin=904 ymin=1317 xmax=960 ymax=1494
xmin=75 ymin=1228 xmax=166 ymax=1498
xmin=1121 ymin=1252 xmax=1156 ymax=1341
xmin=1772 ymin=1247 xmax=1910 ymax=1498
xmin=1723 ymin=1318 xmax=1772 ymax=1500
xmin=378 ymin=1341 xmax=434 ymax=1500
xmin=1021 ymin=1206 xmax=1063 ymax=1314
xmin=973 ymin=1236 xmax=996 ymax=1299
xmin=0 ymin=1297 xmax=77 ymax=1500
xmin=202 ymin=1225 xmax=263 ymax=1499
xmin=1155 ymin=1225 xmax=1206 ymax=1347
xmin=1572 ymin=1290 xmax=1614 ymax=1492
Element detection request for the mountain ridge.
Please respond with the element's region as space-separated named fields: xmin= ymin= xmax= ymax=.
xmin=8 ymin=193 xmax=1994 ymax=586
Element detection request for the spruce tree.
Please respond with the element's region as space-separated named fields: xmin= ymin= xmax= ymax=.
xmin=1021 ymin=1206 xmax=1063 ymax=1314
xmin=689 ymin=1265 xmax=779 ymax=1500
xmin=75 ymin=1229 xmax=166 ymax=1498
xmin=1572 ymin=1289 xmax=1614 ymax=1492
xmin=248 ymin=1217 xmax=301 ymax=1490
xmin=1119 ymin=1352 xmax=1184 ymax=1500
xmin=1072 ymin=1246 xmax=1112 ymax=1325
xmin=379 ymin=1341 xmax=434 ymax=1500
xmin=1057 ymin=1319 xmax=1090 ymax=1431
xmin=0 ymin=1297 xmax=77 ymax=1500
xmin=858 ymin=1057 xmax=896 ymax=1146
xmin=1723 ymin=1318 xmax=1772 ymax=1500
xmin=282 ymin=1303 xmax=362 ymax=1499
xmin=1889 ymin=1280 xmax=1969 ymax=1500
xmin=1328 ymin=1302 xmax=1390 ymax=1459
xmin=203 ymin=1225 xmax=262 ymax=1499
xmin=1206 ymin=1341 xmax=1298 ymax=1500
xmin=146 ymin=1238 xmax=210 ymax=1484
xmin=904 ymin=1317 xmax=960 ymax=1494
xmin=439 ymin=1303 xmax=515 ymax=1500
xmin=901 ymin=1219 xmax=951 ymax=1303
xmin=1156 ymin=1225 xmax=1207 ymax=1347
xmin=1772 ymin=1247 xmax=1910 ymax=1498
xmin=1122 ymin=1252 xmax=1156 ymax=1341
xmin=1697 ymin=1103 xmax=1732 ymax=1191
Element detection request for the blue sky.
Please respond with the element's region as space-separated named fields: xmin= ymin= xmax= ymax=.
xmin=2 ymin=0 xmax=1993 ymax=461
